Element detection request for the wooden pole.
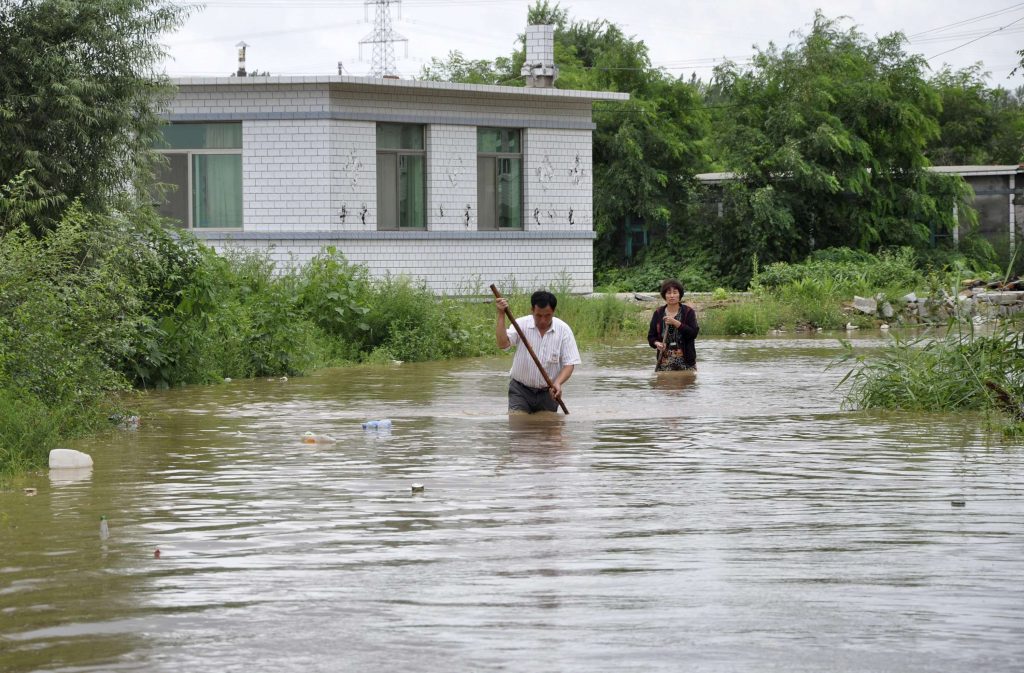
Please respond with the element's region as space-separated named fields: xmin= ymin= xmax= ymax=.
xmin=490 ymin=284 xmax=569 ymax=415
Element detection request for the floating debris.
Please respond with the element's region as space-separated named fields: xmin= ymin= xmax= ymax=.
xmin=100 ymin=515 xmax=110 ymax=540
xmin=951 ymin=499 xmax=966 ymax=508
xmin=108 ymin=414 xmax=140 ymax=430
xmin=362 ymin=419 xmax=392 ymax=430
xmin=411 ymin=483 xmax=425 ymax=493
xmin=302 ymin=431 xmax=337 ymax=444
xmin=49 ymin=448 xmax=94 ymax=469
xmin=23 ymin=487 xmax=37 ymax=497
xmin=154 ymin=548 xmax=161 ymax=559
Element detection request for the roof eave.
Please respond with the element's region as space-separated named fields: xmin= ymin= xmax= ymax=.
xmin=169 ymin=75 xmax=631 ymax=102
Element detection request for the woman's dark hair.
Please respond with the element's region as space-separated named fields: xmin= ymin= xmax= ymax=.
xmin=659 ymin=279 xmax=685 ymax=299
xmin=531 ymin=290 xmax=557 ymax=310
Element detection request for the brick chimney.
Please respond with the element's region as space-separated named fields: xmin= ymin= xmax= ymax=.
xmin=521 ymin=25 xmax=558 ymax=88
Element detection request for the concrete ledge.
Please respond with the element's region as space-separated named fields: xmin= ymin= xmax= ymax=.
xmin=165 ymin=111 xmax=597 ymax=131
xmin=974 ymin=291 xmax=1024 ymax=305
xmin=191 ymin=230 xmax=597 ymax=241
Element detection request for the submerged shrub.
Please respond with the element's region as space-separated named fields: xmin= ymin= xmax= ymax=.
xmin=754 ymin=246 xmax=924 ymax=295
xmin=835 ymin=323 xmax=1024 ymax=416
xmin=0 ymin=205 xmax=137 ymax=407
xmin=362 ymin=277 xmax=494 ymax=362
xmin=0 ymin=389 xmax=61 ymax=478
xmin=297 ymin=246 xmax=372 ymax=344
xmin=700 ymin=298 xmax=784 ymax=336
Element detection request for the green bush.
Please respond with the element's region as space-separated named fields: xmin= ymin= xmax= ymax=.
xmin=0 ymin=206 xmax=136 ymax=407
xmin=362 ymin=277 xmax=495 ymax=362
xmin=835 ymin=323 xmax=1024 ymax=418
xmin=754 ymin=246 xmax=924 ymax=295
xmin=297 ymin=246 xmax=372 ymax=347
xmin=595 ymin=243 xmax=724 ymax=293
xmin=700 ymin=298 xmax=785 ymax=336
xmin=0 ymin=389 xmax=62 ymax=479
xmin=775 ymin=277 xmax=847 ymax=329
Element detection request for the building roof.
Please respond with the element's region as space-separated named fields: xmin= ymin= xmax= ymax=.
xmin=927 ymin=165 xmax=1023 ymax=177
xmin=171 ymin=75 xmax=630 ymax=102
xmin=696 ymin=165 xmax=1024 ymax=184
xmin=694 ymin=171 xmax=735 ymax=184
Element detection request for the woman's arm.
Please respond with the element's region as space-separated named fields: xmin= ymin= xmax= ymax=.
xmin=647 ymin=308 xmax=664 ymax=348
xmin=677 ymin=305 xmax=699 ymax=339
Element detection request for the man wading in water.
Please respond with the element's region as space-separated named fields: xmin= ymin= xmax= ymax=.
xmin=495 ymin=290 xmax=581 ymax=414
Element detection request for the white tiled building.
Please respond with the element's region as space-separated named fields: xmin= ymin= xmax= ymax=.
xmin=156 ymin=34 xmax=628 ymax=294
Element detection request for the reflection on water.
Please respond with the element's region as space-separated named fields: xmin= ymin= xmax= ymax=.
xmin=650 ymin=369 xmax=698 ymax=392
xmin=2 ymin=334 xmax=1023 ymax=673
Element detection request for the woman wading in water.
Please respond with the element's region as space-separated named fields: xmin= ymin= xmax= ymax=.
xmin=647 ymin=279 xmax=699 ymax=372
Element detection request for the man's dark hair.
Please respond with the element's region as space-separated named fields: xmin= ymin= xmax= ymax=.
xmin=659 ymin=279 xmax=685 ymax=299
xmin=531 ymin=290 xmax=557 ymax=310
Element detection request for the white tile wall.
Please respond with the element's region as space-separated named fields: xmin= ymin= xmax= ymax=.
xmin=524 ymin=128 xmax=593 ymax=231
xmin=243 ymin=119 xmax=333 ymax=231
xmin=168 ymin=82 xmax=600 ymax=292
xmin=204 ymin=236 xmax=595 ymax=294
xmin=426 ymin=125 xmax=477 ymax=231
xmin=330 ymin=120 xmax=377 ymax=231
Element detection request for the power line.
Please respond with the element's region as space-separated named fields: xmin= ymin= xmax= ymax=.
xmin=910 ymin=25 xmax=1024 ymax=46
xmin=927 ymin=13 xmax=1024 ymax=60
xmin=907 ymin=2 xmax=1024 ymax=38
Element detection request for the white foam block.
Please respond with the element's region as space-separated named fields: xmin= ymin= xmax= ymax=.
xmin=49 ymin=448 xmax=94 ymax=469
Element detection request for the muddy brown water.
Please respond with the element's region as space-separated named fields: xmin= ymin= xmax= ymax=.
xmin=2 ymin=334 xmax=1022 ymax=672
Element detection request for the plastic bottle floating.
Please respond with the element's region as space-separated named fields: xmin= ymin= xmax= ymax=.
xmin=303 ymin=431 xmax=337 ymax=444
xmin=108 ymin=414 xmax=140 ymax=430
xmin=100 ymin=515 xmax=110 ymax=540
xmin=362 ymin=419 xmax=392 ymax=430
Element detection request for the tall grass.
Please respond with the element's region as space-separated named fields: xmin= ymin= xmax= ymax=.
xmin=470 ymin=289 xmax=643 ymax=346
xmin=834 ymin=322 xmax=1024 ymax=420
xmin=699 ymin=296 xmax=786 ymax=336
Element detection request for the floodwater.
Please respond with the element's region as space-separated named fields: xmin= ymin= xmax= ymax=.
xmin=2 ymin=334 xmax=1023 ymax=673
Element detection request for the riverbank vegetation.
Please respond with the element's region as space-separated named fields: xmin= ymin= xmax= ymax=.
xmin=0 ymin=203 xmax=636 ymax=478
xmin=424 ymin=3 xmax=1024 ymax=289
xmin=5 ymin=0 xmax=1024 ymax=478
xmin=693 ymin=246 xmax=1012 ymax=335
xmin=834 ymin=324 xmax=1024 ymax=430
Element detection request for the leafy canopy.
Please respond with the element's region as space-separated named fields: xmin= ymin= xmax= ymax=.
xmin=418 ymin=1 xmax=710 ymax=271
xmin=0 ymin=0 xmax=190 ymax=234
xmin=707 ymin=12 xmax=972 ymax=284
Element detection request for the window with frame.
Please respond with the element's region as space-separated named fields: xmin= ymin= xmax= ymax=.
xmin=153 ymin=123 xmax=243 ymax=229
xmin=376 ymin=123 xmax=426 ymax=230
xmin=477 ymin=128 xmax=522 ymax=230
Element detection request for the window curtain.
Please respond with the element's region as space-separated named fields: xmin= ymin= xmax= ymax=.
xmin=193 ymin=154 xmax=242 ymax=228
xmin=498 ymin=158 xmax=522 ymax=229
xmin=203 ymin=124 xmax=243 ymax=149
xmin=399 ymin=154 xmax=425 ymax=228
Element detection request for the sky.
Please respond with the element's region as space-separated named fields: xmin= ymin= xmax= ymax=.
xmin=160 ymin=0 xmax=1024 ymax=86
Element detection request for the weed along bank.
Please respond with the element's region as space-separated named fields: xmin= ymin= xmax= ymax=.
xmin=154 ymin=27 xmax=628 ymax=294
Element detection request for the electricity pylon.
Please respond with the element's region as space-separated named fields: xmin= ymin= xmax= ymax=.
xmin=359 ymin=0 xmax=408 ymax=78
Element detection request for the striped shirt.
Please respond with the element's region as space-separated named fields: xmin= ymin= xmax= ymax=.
xmin=504 ymin=315 xmax=582 ymax=389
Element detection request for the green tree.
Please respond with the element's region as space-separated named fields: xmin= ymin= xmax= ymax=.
xmin=928 ymin=65 xmax=1024 ymax=165
xmin=0 ymin=0 xmax=189 ymax=234
xmin=419 ymin=2 xmax=711 ymax=274
xmin=420 ymin=51 xmax=515 ymax=85
xmin=708 ymin=12 xmax=971 ymax=285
